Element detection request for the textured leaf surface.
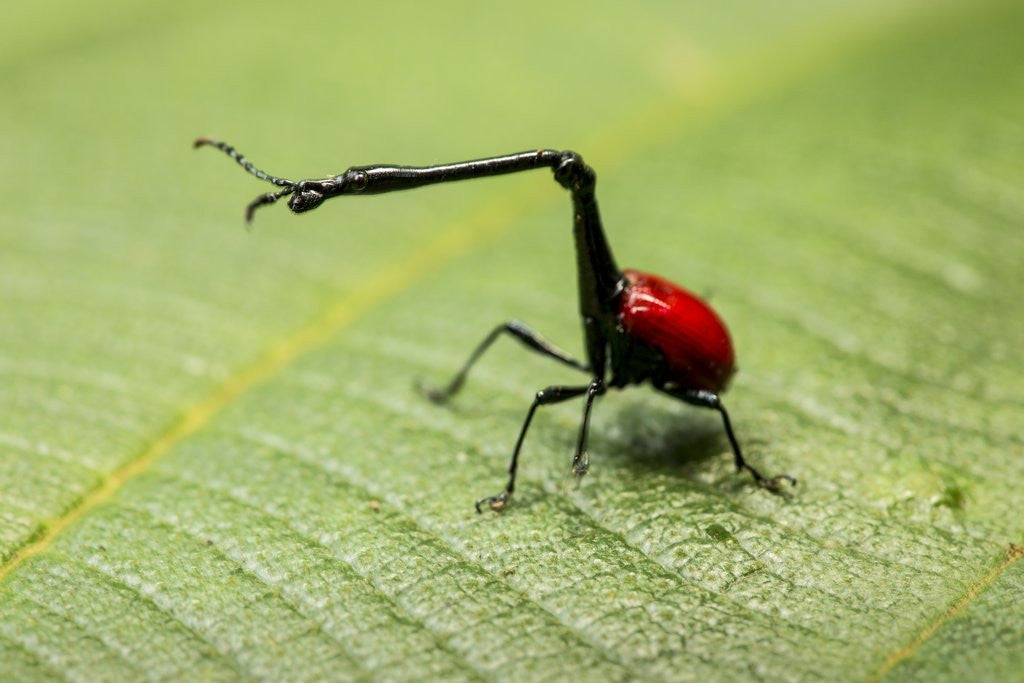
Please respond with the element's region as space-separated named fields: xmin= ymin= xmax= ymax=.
xmin=2 ymin=1 xmax=1022 ymax=680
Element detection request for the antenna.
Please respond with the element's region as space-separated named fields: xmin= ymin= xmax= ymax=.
xmin=194 ymin=138 xmax=297 ymax=222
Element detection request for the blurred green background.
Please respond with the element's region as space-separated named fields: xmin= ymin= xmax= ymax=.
xmin=2 ymin=1 xmax=1022 ymax=680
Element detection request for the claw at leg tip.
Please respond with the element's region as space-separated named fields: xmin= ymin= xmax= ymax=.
xmin=475 ymin=492 xmax=508 ymax=513
xmin=761 ymin=474 xmax=797 ymax=489
xmin=416 ymin=381 xmax=448 ymax=404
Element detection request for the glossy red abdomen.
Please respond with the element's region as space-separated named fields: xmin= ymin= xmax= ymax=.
xmin=618 ymin=269 xmax=736 ymax=393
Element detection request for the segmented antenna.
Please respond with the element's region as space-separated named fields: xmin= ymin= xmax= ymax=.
xmin=195 ymin=137 xmax=298 ymax=222
xmin=194 ymin=137 xmax=295 ymax=187
xmin=245 ymin=188 xmax=294 ymax=223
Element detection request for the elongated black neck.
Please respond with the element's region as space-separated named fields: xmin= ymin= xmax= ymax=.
xmin=562 ymin=162 xmax=620 ymax=320
xmin=308 ymin=149 xmax=622 ymax=317
xmin=342 ymin=150 xmax=565 ymax=193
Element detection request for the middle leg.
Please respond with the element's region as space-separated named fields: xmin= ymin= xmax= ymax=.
xmin=476 ymin=383 xmax=591 ymax=512
xmin=570 ymin=378 xmax=607 ymax=480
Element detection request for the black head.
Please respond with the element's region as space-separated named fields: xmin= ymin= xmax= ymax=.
xmin=286 ymin=180 xmax=329 ymax=214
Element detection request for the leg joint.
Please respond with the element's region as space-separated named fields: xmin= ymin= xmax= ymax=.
xmin=534 ymin=384 xmax=590 ymax=405
xmin=673 ymin=387 xmax=720 ymax=409
xmin=554 ymin=151 xmax=596 ymax=192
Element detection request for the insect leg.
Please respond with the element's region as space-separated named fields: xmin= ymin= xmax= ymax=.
xmin=570 ymin=378 xmax=606 ymax=479
xmin=477 ymin=384 xmax=591 ymax=513
xmin=669 ymin=388 xmax=796 ymax=488
xmin=422 ymin=320 xmax=588 ymax=404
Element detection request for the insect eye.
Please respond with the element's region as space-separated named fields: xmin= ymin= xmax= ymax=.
xmin=347 ymin=170 xmax=368 ymax=192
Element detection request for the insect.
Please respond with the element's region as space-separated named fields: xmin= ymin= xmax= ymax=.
xmin=196 ymin=138 xmax=796 ymax=511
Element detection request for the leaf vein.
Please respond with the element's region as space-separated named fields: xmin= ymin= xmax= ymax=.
xmin=235 ymin=428 xmax=646 ymax=679
xmin=870 ymin=542 xmax=1024 ymax=680
xmin=153 ymin=468 xmax=490 ymax=680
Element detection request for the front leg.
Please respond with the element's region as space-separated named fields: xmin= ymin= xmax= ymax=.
xmin=420 ymin=320 xmax=588 ymax=404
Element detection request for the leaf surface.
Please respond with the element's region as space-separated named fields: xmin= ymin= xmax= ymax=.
xmin=2 ymin=1 xmax=1022 ymax=680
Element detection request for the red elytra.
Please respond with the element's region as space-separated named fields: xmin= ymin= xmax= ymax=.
xmin=619 ymin=269 xmax=736 ymax=393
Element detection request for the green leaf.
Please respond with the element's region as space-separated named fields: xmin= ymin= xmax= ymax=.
xmin=2 ymin=1 xmax=1022 ymax=679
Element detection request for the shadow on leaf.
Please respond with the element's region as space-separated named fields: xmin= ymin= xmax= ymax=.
xmin=599 ymin=399 xmax=728 ymax=475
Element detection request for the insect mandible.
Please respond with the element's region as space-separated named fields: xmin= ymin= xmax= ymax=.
xmin=195 ymin=138 xmax=796 ymax=511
